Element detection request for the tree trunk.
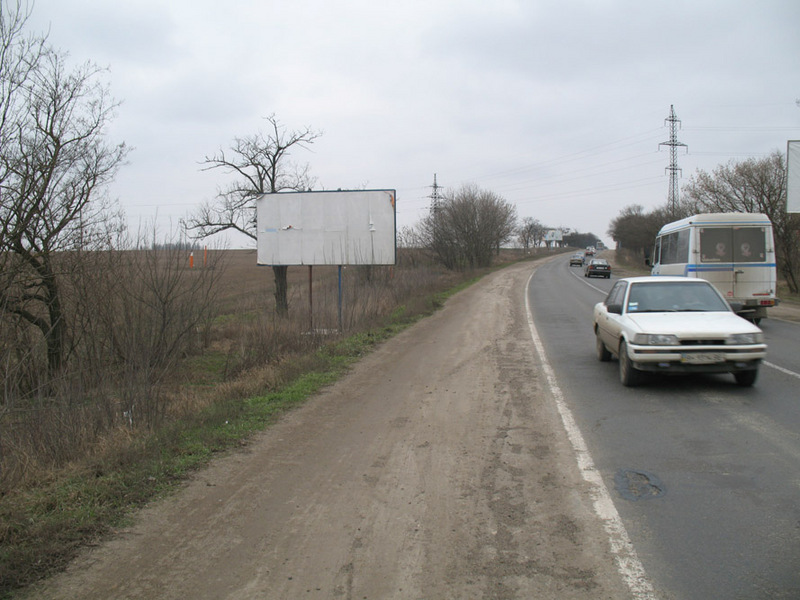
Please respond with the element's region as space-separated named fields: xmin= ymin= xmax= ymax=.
xmin=39 ymin=265 xmax=66 ymax=376
xmin=272 ymin=265 xmax=289 ymax=316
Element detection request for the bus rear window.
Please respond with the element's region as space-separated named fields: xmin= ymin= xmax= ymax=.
xmin=700 ymin=227 xmax=767 ymax=263
xmin=700 ymin=228 xmax=732 ymax=262
xmin=733 ymin=227 xmax=767 ymax=262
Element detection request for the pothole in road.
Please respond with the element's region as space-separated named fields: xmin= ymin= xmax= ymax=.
xmin=614 ymin=469 xmax=665 ymax=501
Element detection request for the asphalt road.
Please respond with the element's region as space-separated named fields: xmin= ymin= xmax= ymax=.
xmin=528 ymin=256 xmax=800 ymax=600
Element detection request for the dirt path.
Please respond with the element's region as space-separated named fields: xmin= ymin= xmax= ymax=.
xmin=25 ymin=258 xmax=632 ymax=599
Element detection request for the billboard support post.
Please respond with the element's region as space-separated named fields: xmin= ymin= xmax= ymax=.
xmin=308 ymin=266 xmax=313 ymax=332
xmin=338 ymin=266 xmax=343 ymax=333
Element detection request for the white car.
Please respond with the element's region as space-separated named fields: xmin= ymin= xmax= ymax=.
xmin=593 ymin=276 xmax=766 ymax=387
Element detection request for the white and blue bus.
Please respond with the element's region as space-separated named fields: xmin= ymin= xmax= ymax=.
xmin=649 ymin=213 xmax=777 ymax=321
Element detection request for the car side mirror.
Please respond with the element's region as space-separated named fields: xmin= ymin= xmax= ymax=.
xmin=645 ymin=258 xmax=651 ymax=266
xmin=606 ymin=303 xmax=622 ymax=315
xmin=728 ymin=301 xmax=744 ymax=313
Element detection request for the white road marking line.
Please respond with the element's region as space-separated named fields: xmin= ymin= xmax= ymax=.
xmin=525 ymin=270 xmax=658 ymax=600
xmin=764 ymin=361 xmax=800 ymax=380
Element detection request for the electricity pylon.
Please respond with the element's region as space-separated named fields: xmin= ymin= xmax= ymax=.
xmin=429 ymin=173 xmax=442 ymax=215
xmin=659 ymin=105 xmax=688 ymax=218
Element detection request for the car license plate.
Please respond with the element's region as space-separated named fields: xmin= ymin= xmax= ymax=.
xmin=681 ymin=352 xmax=724 ymax=364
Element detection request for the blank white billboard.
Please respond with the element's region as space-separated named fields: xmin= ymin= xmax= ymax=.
xmin=256 ymin=189 xmax=396 ymax=266
xmin=788 ymin=140 xmax=800 ymax=213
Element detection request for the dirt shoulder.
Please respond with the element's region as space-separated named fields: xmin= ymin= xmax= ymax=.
xmin=23 ymin=258 xmax=632 ymax=600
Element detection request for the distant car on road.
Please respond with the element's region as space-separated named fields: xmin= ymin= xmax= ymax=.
xmin=593 ymin=276 xmax=766 ymax=387
xmin=584 ymin=258 xmax=611 ymax=278
xmin=569 ymin=253 xmax=584 ymax=267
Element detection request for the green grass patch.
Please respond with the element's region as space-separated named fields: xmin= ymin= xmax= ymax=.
xmin=183 ymin=350 xmax=230 ymax=384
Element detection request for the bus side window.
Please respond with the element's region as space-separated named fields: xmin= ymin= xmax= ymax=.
xmin=662 ymin=232 xmax=680 ymax=264
xmin=676 ymin=229 xmax=690 ymax=263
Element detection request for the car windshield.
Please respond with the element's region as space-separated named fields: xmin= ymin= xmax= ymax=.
xmin=626 ymin=282 xmax=729 ymax=313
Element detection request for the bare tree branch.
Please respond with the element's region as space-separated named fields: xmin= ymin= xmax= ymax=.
xmin=184 ymin=114 xmax=321 ymax=314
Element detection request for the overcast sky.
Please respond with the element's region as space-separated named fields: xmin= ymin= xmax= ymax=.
xmin=25 ymin=0 xmax=800 ymax=247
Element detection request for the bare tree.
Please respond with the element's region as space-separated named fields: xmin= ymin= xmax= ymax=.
xmin=682 ymin=151 xmax=799 ymax=292
xmin=418 ymin=184 xmax=517 ymax=270
xmin=0 ymin=2 xmax=129 ymax=376
xmin=184 ymin=114 xmax=321 ymax=314
xmin=517 ymin=217 xmax=546 ymax=251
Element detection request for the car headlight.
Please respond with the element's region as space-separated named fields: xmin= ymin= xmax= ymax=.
xmin=727 ymin=332 xmax=764 ymax=345
xmin=632 ymin=333 xmax=680 ymax=345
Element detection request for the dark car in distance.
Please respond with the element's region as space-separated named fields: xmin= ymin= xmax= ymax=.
xmin=585 ymin=258 xmax=611 ymax=278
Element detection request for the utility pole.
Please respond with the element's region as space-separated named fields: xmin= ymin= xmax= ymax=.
xmin=659 ymin=105 xmax=688 ymax=218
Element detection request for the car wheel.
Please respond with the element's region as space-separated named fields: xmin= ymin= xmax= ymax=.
xmin=619 ymin=340 xmax=644 ymax=386
xmin=734 ymin=369 xmax=758 ymax=387
xmin=596 ymin=333 xmax=611 ymax=362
